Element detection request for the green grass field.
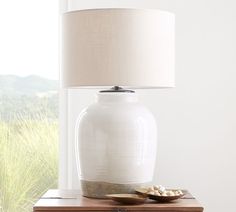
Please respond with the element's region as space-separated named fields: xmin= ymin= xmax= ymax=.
xmin=0 ymin=117 xmax=58 ymax=212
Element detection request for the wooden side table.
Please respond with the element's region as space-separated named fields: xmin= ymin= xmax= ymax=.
xmin=33 ymin=189 xmax=203 ymax=212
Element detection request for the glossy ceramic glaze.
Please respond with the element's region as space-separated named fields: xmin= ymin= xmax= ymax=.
xmin=76 ymin=92 xmax=157 ymax=197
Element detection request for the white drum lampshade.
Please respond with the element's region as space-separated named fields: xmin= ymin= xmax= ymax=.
xmin=61 ymin=8 xmax=175 ymax=198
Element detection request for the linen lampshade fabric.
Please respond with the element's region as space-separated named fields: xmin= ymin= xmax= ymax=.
xmin=61 ymin=8 xmax=175 ymax=88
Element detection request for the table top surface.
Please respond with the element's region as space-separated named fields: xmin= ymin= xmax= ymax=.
xmin=33 ymin=189 xmax=204 ymax=211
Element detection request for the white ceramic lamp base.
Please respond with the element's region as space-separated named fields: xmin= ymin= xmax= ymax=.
xmin=76 ymin=92 xmax=157 ymax=198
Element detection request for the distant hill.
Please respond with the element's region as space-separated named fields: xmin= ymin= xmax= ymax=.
xmin=0 ymin=75 xmax=58 ymax=96
xmin=0 ymin=75 xmax=59 ymax=121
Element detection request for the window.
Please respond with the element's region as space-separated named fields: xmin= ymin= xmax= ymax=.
xmin=0 ymin=1 xmax=59 ymax=211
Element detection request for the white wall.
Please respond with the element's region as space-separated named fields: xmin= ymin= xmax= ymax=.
xmin=61 ymin=1 xmax=236 ymax=212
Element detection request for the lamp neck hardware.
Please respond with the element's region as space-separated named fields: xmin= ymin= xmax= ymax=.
xmin=100 ymin=86 xmax=135 ymax=93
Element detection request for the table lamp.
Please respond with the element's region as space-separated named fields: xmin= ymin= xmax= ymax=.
xmin=61 ymin=8 xmax=175 ymax=198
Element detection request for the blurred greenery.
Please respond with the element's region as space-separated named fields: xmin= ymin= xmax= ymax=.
xmin=0 ymin=75 xmax=59 ymax=211
xmin=0 ymin=94 xmax=58 ymax=122
xmin=0 ymin=116 xmax=58 ymax=212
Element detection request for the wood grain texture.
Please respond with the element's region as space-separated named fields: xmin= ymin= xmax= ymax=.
xmin=33 ymin=189 xmax=204 ymax=212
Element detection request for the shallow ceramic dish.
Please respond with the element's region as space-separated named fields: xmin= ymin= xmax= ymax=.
xmin=135 ymin=188 xmax=185 ymax=202
xmin=106 ymin=194 xmax=147 ymax=204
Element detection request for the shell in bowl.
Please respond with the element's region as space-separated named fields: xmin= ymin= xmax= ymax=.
xmin=135 ymin=187 xmax=185 ymax=202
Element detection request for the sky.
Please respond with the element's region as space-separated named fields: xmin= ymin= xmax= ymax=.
xmin=0 ymin=0 xmax=59 ymax=80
